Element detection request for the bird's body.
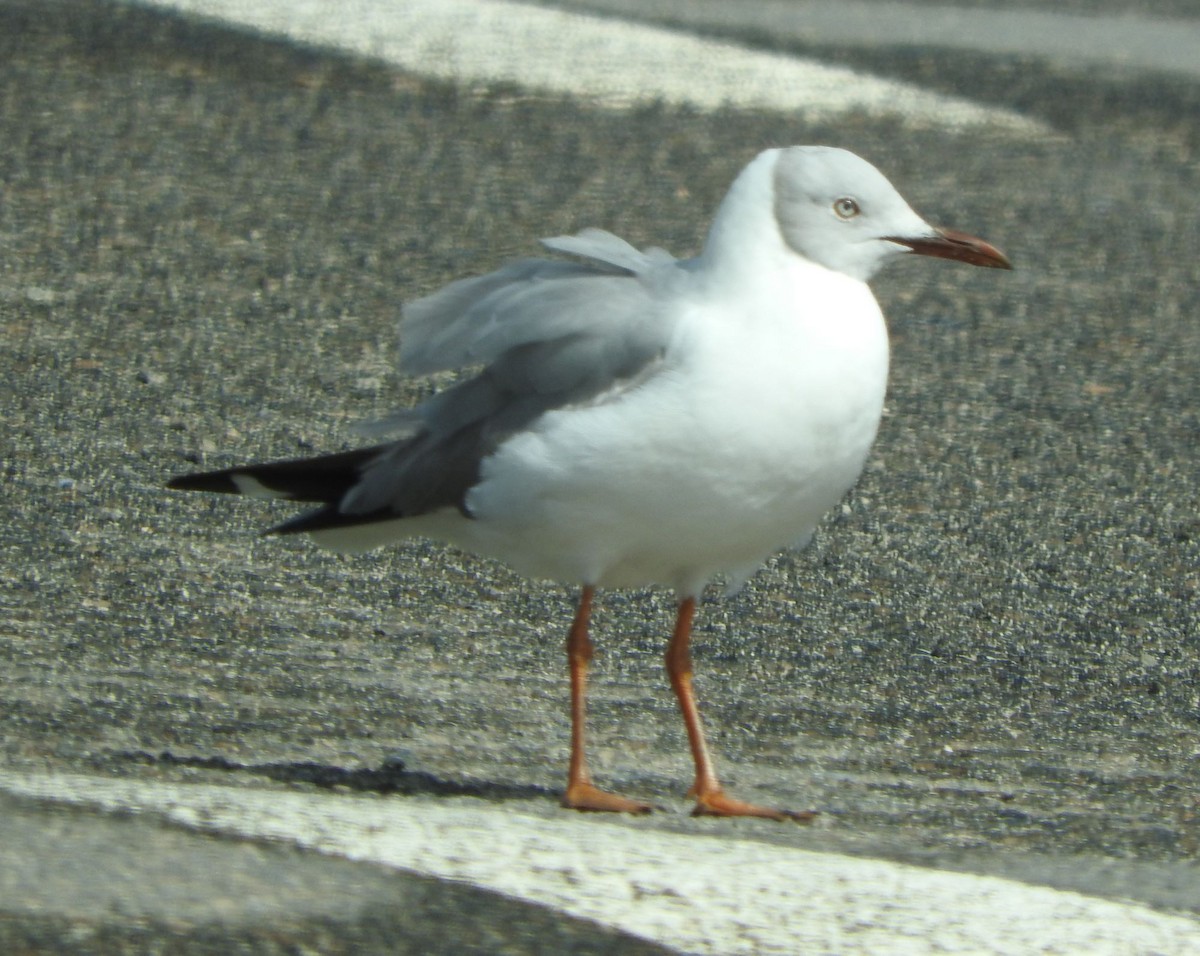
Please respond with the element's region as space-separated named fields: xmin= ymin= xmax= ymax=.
xmin=170 ymin=146 xmax=1010 ymax=818
xmin=331 ymin=242 xmax=887 ymax=594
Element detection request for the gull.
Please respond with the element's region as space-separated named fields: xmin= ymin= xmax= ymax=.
xmin=169 ymin=146 xmax=1010 ymax=820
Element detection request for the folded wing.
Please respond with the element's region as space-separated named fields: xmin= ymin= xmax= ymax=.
xmin=169 ymin=230 xmax=683 ymax=539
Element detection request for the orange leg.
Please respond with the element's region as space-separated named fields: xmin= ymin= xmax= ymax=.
xmin=561 ymin=586 xmax=653 ymax=814
xmin=666 ymin=597 xmax=816 ymax=822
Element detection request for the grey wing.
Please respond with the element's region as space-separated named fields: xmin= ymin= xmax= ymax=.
xmin=539 ymin=227 xmax=676 ymax=275
xmin=399 ymin=228 xmax=677 ymax=374
xmin=335 ymin=231 xmax=681 ymax=521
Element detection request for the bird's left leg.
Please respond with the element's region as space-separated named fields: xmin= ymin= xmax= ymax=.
xmin=665 ymin=596 xmax=815 ymax=822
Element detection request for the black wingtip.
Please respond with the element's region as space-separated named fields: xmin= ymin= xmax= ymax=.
xmin=166 ymin=444 xmax=390 ymax=502
xmin=166 ymin=470 xmax=244 ymax=494
xmin=266 ymin=504 xmax=397 ymax=537
xmin=266 ymin=506 xmax=336 ymax=537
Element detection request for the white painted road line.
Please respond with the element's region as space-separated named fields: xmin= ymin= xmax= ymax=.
xmin=5 ymin=773 xmax=1200 ymax=955
xmin=564 ymin=0 xmax=1200 ymax=79
xmin=135 ymin=0 xmax=1045 ymax=131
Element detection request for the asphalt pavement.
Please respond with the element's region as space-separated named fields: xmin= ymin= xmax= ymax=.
xmin=2 ymin=0 xmax=1199 ymax=952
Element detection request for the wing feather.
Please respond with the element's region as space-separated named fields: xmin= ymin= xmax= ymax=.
xmin=295 ymin=230 xmax=682 ymax=529
xmin=171 ymin=230 xmax=684 ymax=537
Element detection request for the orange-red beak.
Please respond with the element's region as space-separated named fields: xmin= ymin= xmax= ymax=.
xmin=887 ymin=227 xmax=1012 ymax=270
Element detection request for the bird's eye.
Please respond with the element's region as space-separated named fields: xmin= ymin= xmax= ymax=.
xmin=833 ymin=197 xmax=860 ymax=220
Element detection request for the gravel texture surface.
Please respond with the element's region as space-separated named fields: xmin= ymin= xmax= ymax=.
xmin=2 ymin=0 xmax=1198 ymax=948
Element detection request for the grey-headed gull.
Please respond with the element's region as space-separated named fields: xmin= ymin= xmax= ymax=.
xmin=169 ymin=146 xmax=1010 ymax=819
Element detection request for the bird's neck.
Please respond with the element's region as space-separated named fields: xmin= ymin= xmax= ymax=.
xmin=697 ymin=150 xmax=789 ymax=283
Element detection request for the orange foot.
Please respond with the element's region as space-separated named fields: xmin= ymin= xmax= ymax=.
xmin=692 ymin=788 xmax=817 ymax=822
xmin=563 ymin=781 xmax=655 ymax=814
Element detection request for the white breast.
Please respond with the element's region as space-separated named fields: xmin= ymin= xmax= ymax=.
xmin=458 ymin=256 xmax=890 ymax=596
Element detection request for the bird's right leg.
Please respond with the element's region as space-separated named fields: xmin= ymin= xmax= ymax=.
xmin=561 ymin=585 xmax=653 ymax=813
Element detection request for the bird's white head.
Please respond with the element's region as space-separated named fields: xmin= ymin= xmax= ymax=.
xmin=771 ymin=146 xmax=1010 ymax=282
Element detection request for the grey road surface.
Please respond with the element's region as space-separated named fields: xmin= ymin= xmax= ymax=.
xmin=2 ymin=0 xmax=1198 ymax=951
